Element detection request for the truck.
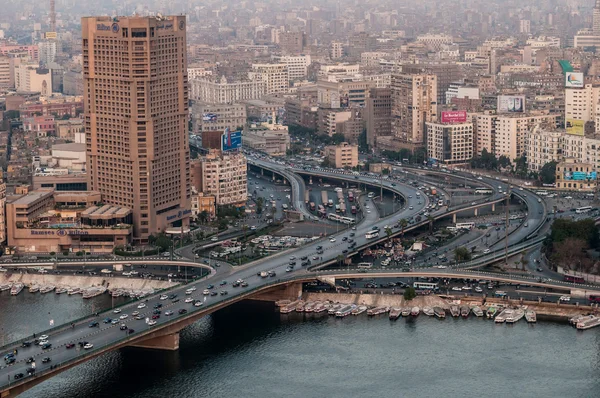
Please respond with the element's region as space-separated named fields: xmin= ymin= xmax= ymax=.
xmin=113 ymin=264 xmax=124 ymax=272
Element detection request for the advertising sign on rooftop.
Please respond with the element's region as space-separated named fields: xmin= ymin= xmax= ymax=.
xmin=441 ymin=111 xmax=467 ymax=123
xmin=565 ymin=72 xmax=584 ymax=88
xmin=221 ymin=129 xmax=242 ymax=151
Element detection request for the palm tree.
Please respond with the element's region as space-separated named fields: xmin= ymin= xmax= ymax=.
xmin=399 ymin=218 xmax=408 ymax=237
xmin=199 ymin=210 xmax=209 ymax=225
xmin=385 ymin=227 xmax=393 ymax=242
xmin=242 ymin=224 xmax=249 ymax=241
xmin=336 ymin=254 xmax=345 ymax=268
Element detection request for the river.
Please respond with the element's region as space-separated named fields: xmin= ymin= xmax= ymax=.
xmin=2 ymin=292 xmax=599 ymax=398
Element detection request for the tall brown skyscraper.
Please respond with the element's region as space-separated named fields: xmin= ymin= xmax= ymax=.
xmin=82 ymin=16 xmax=191 ymax=243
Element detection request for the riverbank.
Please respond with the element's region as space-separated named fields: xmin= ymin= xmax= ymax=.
xmin=0 ymin=273 xmax=177 ymax=291
xmin=302 ymin=292 xmax=598 ymax=320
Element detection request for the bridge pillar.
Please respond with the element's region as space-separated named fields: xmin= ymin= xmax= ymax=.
xmin=474 ymin=208 xmax=478 ymax=217
xmin=261 ymin=168 xmax=264 ymax=176
xmin=492 ymin=203 xmax=496 ymax=212
xmin=452 ymin=213 xmax=457 ymax=223
xmin=309 ymin=176 xmax=313 ymax=185
xmin=129 ymin=332 xmax=180 ymax=351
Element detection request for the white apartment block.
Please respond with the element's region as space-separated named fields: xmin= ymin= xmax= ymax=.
xmin=38 ymin=41 xmax=57 ymax=65
xmin=416 ymin=34 xmax=453 ymax=50
xmin=526 ymin=128 xmax=563 ymax=172
xmin=319 ymin=63 xmax=360 ymax=77
xmin=14 ymin=63 xmax=52 ymax=95
xmin=190 ymin=76 xmax=267 ymax=104
xmin=475 ymin=114 xmax=497 ymax=156
xmin=494 ymin=114 xmax=559 ymax=161
xmin=191 ymin=102 xmax=247 ymax=133
xmin=426 ymin=122 xmax=474 ymax=164
xmin=565 ymin=84 xmax=600 ymax=123
xmin=250 ymin=63 xmax=289 ymax=94
xmin=0 ymin=55 xmax=12 ymax=88
xmin=330 ymin=42 xmax=344 ymax=59
xmin=273 ymin=55 xmax=311 ymax=81
xmin=561 ymin=134 xmax=600 ymax=171
xmin=361 ymin=52 xmax=389 ymax=67
xmin=187 ymin=67 xmax=213 ymax=80
xmin=199 ymin=151 xmax=248 ymax=206
xmin=526 ymin=36 xmax=561 ymax=48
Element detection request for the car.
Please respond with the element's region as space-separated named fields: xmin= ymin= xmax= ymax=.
xmin=342 ymin=250 xmax=348 ymax=254
xmin=103 ymin=318 xmax=112 ymax=324
xmin=312 ymin=255 xmax=319 ymax=260
xmin=4 ymin=357 xmax=15 ymax=364
xmin=134 ymin=315 xmax=144 ymax=320
xmin=185 ymin=297 xmax=194 ymax=303
xmin=41 ymin=343 xmax=52 ymax=350
xmin=113 ymin=309 xmax=122 ymax=314
xmin=316 ymin=246 xmax=323 ymax=250
xmin=21 ymin=341 xmax=31 ymax=347
xmin=153 ymin=309 xmax=162 ymax=314
xmin=536 ymin=267 xmax=543 ymax=272
xmin=128 ymin=329 xmax=135 ymax=334
xmin=168 ymin=294 xmax=178 ymax=299
xmin=13 ymin=373 xmax=24 ymax=380
xmin=185 ymin=290 xmax=193 ymax=295
xmin=179 ymin=309 xmax=188 ymax=315
xmin=462 ymin=286 xmax=473 ymax=291
xmin=289 ymin=256 xmax=296 ymax=260
xmin=220 ymin=290 xmax=228 ymax=295
xmin=286 ymin=267 xmax=293 ymax=272
xmin=172 ymin=298 xmax=180 ymax=303
xmin=560 ymin=295 xmax=571 ymax=302
xmin=26 ymin=357 xmax=34 ymax=364
xmin=152 ymin=314 xmax=160 ymax=319
xmin=451 ymin=287 xmax=462 ymax=291
xmin=89 ymin=321 xmax=99 ymax=328
xmin=137 ymin=303 xmax=146 ymax=309
xmin=300 ymin=256 xmax=307 ymax=260
xmin=119 ymin=314 xmax=128 ymax=320
xmin=330 ymin=238 xmax=336 ymax=242
xmin=349 ymin=232 xmax=355 ymax=237
xmin=160 ymin=295 xmax=168 ymax=300
xmin=409 ymin=206 xmax=413 ymax=210
xmin=148 ymin=320 xmax=157 ymax=326
xmin=120 ymin=324 xmax=127 ymax=330
xmin=132 ymin=311 xmax=140 ymax=316
xmin=66 ymin=343 xmax=75 ymax=349
xmin=351 ymin=226 xmax=357 ymax=230
xmin=342 ymin=237 xmax=348 ymax=241
xmin=210 ymin=291 xmax=218 ymax=296
xmin=220 ymin=280 xmax=227 ymax=286
xmin=83 ymin=343 xmax=93 ymax=350
xmin=241 ymin=282 xmax=249 ymax=287
xmin=268 ymin=271 xmax=276 ymax=277
xmin=474 ymin=287 xmax=483 ymax=293
xmin=194 ymin=301 xmax=203 ymax=307
xmin=111 ymin=319 xmax=119 ymax=325
xmin=211 ymin=236 xmax=219 ymax=241
xmin=483 ymin=249 xmax=491 ymax=254
xmin=39 ymin=335 xmax=48 ymax=340
xmin=154 ymin=303 xmax=163 ymax=309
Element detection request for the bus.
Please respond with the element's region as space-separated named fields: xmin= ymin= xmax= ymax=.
xmin=564 ymin=275 xmax=585 ymax=284
xmin=535 ymin=190 xmax=548 ymax=196
xmin=576 ymin=206 xmax=593 ymax=214
xmin=475 ymin=188 xmax=493 ymax=194
xmin=413 ymin=281 xmax=439 ymax=291
xmin=455 ymin=222 xmax=475 ymax=230
xmin=589 ymin=295 xmax=600 ymax=303
xmin=327 ymin=213 xmax=356 ymax=225
xmin=309 ymin=202 xmax=316 ymax=211
xmin=357 ymin=262 xmax=373 ymax=269
xmin=494 ymin=291 xmax=507 ymax=298
xmin=365 ymin=230 xmax=379 ymax=239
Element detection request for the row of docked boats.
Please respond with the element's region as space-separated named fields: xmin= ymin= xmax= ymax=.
xmin=569 ymin=314 xmax=600 ymax=330
xmin=0 ymin=282 xmax=111 ymax=299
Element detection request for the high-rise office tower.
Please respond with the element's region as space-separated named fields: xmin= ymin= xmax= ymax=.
xmin=82 ymin=16 xmax=191 ymax=243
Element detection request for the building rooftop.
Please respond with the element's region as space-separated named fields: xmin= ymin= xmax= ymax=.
xmin=9 ymin=189 xmax=54 ymax=206
xmin=52 ymin=143 xmax=85 ymax=152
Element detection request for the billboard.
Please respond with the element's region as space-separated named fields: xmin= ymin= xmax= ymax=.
xmin=202 ymin=113 xmax=217 ymax=122
xmin=441 ymin=110 xmax=467 ymax=123
xmin=564 ymin=171 xmax=597 ymax=181
xmin=566 ymin=118 xmax=584 ymax=136
xmin=565 ymin=72 xmax=584 ymax=88
xmin=497 ymin=95 xmax=525 ymax=113
xmin=221 ymin=129 xmax=242 ymax=151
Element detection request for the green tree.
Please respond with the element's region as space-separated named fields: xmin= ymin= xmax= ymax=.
xmin=454 ymin=246 xmax=472 ymax=262
xmin=399 ymin=218 xmax=408 ymax=237
xmin=332 ymin=133 xmax=345 ymax=144
xmin=385 ymin=227 xmax=393 ymax=242
xmin=427 ymin=215 xmax=435 ymax=234
xmin=148 ymin=234 xmax=157 ymax=246
xmin=540 ymin=161 xmax=558 ymax=184
xmin=154 ymin=234 xmax=172 ymax=252
xmin=198 ymin=210 xmax=209 ymax=224
xmin=321 ymin=157 xmax=333 ymax=168
xmin=3 ymin=110 xmax=20 ymax=120
xmin=498 ymin=155 xmax=511 ymax=169
xmin=404 ymin=287 xmax=417 ymax=301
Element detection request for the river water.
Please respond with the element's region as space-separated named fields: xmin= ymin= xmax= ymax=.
xmin=2 ymin=292 xmax=600 ymax=398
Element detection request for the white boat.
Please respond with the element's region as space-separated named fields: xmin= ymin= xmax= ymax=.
xmin=411 ymin=306 xmax=420 ymax=316
xmin=82 ymin=286 xmax=106 ymax=299
xmin=450 ymin=305 xmax=460 ymax=317
xmin=525 ymin=310 xmax=537 ymax=323
xmin=506 ymin=309 xmax=524 ymax=324
xmin=495 ymin=309 xmax=513 ymax=323
xmin=55 ymin=287 xmax=67 ymax=294
xmin=328 ymin=304 xmax=343 ymax=315
xmin=422 ymin=307 xmax=434 ymax=316
xmin=471 ymin=306 xmax=484 ymax=317
xmin=336 ymin=305 xmax=355 ymax=317
xmin=352 ymin=305 xmax=367 ymax=315
xmin=28 ymin=284 xmax=40 ymax=293
xmin=313 ymin=303 xmax=328 ymax=313
xmin=576 ymin=315 xmax=600 ymax=330
xmin=389 ymin=308 xmax=402 ymax=320
xmin=68 ymin=287 xmax=82 ymax=295
xmin=0 ymin=283 xmax=11 ymax=291
xmin=304 ymin=302 xmax=315 ymax=313
xmin=40 ymin=285 xmax=55 ymax=294
xmin=10 ymin=283 xmax=23 ymax=295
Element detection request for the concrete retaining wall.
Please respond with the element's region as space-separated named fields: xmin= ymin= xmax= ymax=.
xmin=0 ymin=274 xmax=177 ymax=290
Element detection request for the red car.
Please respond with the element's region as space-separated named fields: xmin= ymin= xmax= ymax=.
xmin=152 ymin=314 xmax=160 ymax=319
xmin=66 ymin=343 xmax=75 ymax=349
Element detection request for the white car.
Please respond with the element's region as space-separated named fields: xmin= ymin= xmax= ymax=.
xmin=565 ymin=196 xmax=573 ymax=199
xmin=560 ymin=295 xmax=571 ymax=302
xmin=474 ymin=287 xmax=483 ymax=293
xmin=160 ymin=295 xmax=168 ymax=300
xmin=148 ymin=320 xmax=157 ymax=326
xmin=185 ymin=290 xmax=193 ymax=295
xmin=132 ymin=311 xmax=140 ymax=316
xmin=185 ymin=297 xmax=194 ymax=303
xmin=211 ymin=236 xmax=219 ymax=241
xmin=194 ymin=301 xmax=203 ymax=307
xmin=451 ymin=287 xmax=462 ymax=291
xmin=137 ymin=303 xmax=146 ymax=309
xmin=330 ymin=237 xmax=336 ymax=242
xmin=187 ymin=286 xmax=197 ymax=292
xmin=462 ymin=286 xmax=472 ymax=290
xmin=39 ymin=335 xmax=49 ymax=340
xmin=113 ymin=309 xmax=122 ymax=314
xmin=119 ymin=314 xmax=128 ymax=320
xmin=84 ymin=343 xmax=94 ymax=350
xmin=483 ymin=249 xmax=491 ymax=254
xmin=203 ymin=289 xmax=210 ymax=295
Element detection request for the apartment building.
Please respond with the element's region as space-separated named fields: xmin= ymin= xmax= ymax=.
xmin=426 ymin=122 xmax=474 ymax=165
xmin=250 ymin=63 xmax=289 ymax=94
xmin=494 ymin=113 xmax=559 ymax=161
xmin=191 ymin=102 xmax=246 ymax=133
xmin=555 ymin=158 xmax=597 ymax=191
xmin=273 ymin=55 xmax=311 ymax=81
xmin=14 ymin=63 xmax=52 ymax=95
xmin=474 ymin=113 xmax=497 ymax=155
xmin=525 ymin=128 xmax=564 ymax=172
xmin=197 ymin=150 xmax=248 ymax=206
xmin=324 ymin=142 xmax=359 ymax=168
xmin=365 ymin=87 xmax=392 ymax=148
xmin=190 ymin=76 xmax=267 ymax=104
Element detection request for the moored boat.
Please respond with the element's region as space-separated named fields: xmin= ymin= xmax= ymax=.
xmin=10 ymin=283 xmax=23 ymax=295
xmin=280 ymin=301 xmax=299 ymax=314
xmin=367 ymin=306 xmax=389 ymax=316
xmin=450 ymin=305 xmax=460 ymax=317
xmin=295 ymin=301 xmax=305 ymax=312
xmin=313 ymin=303 xmax=328 ymax=313
xmin=55 ymin=286 xmax=67 ymax=294
xmin=506 ymin=309 xmax=524 ymax=324
xmin=411 ymin=306 xmax=420 ymax=316
xmin=275 ymin=299 xmax=291 ymax=307
xmin=82 ymin=286 xmax=106 ymax=299
xmin=525 ymin=310 xmax=537 ymax=323
xmin=28 ymin=284 xmax=40 ymax=293
xmin=304 ymin=302 xmax=315 ymax=313
xmin=328 ymin=304 xmax=342 ymax=315
xmin=68 ymin=287 xmax=82 ymax=295
xmin=352 ymin=305 xmax=367 ymax=315
xmin=495 ymin=309 xmax=512 ymax=323
xmin=486 ymin=306 xmax=497 ymax=319
xmin=389 ymin=307 xmax=402 ymax=320
xmin=576 ymin=315 xmax=600 ymax=330
xmin=433 ymin=307 xmax=446 ymax=319
xmin=0 ymin=283 xmax=11 ymax=291
xmin=423 ymin=307 xmax=434 ymax=316
xmin=401 ymin=308 xmax=411 ymax=317
xmin=471 ymin=306 xmax=484 ymax=317
xmin=460 ymin=306 xmax=470 ymax=318
xmin=335 ymin=305 xmax=354 ymax=317
xmin=40 ymin=285 xmax=55 ymax=294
